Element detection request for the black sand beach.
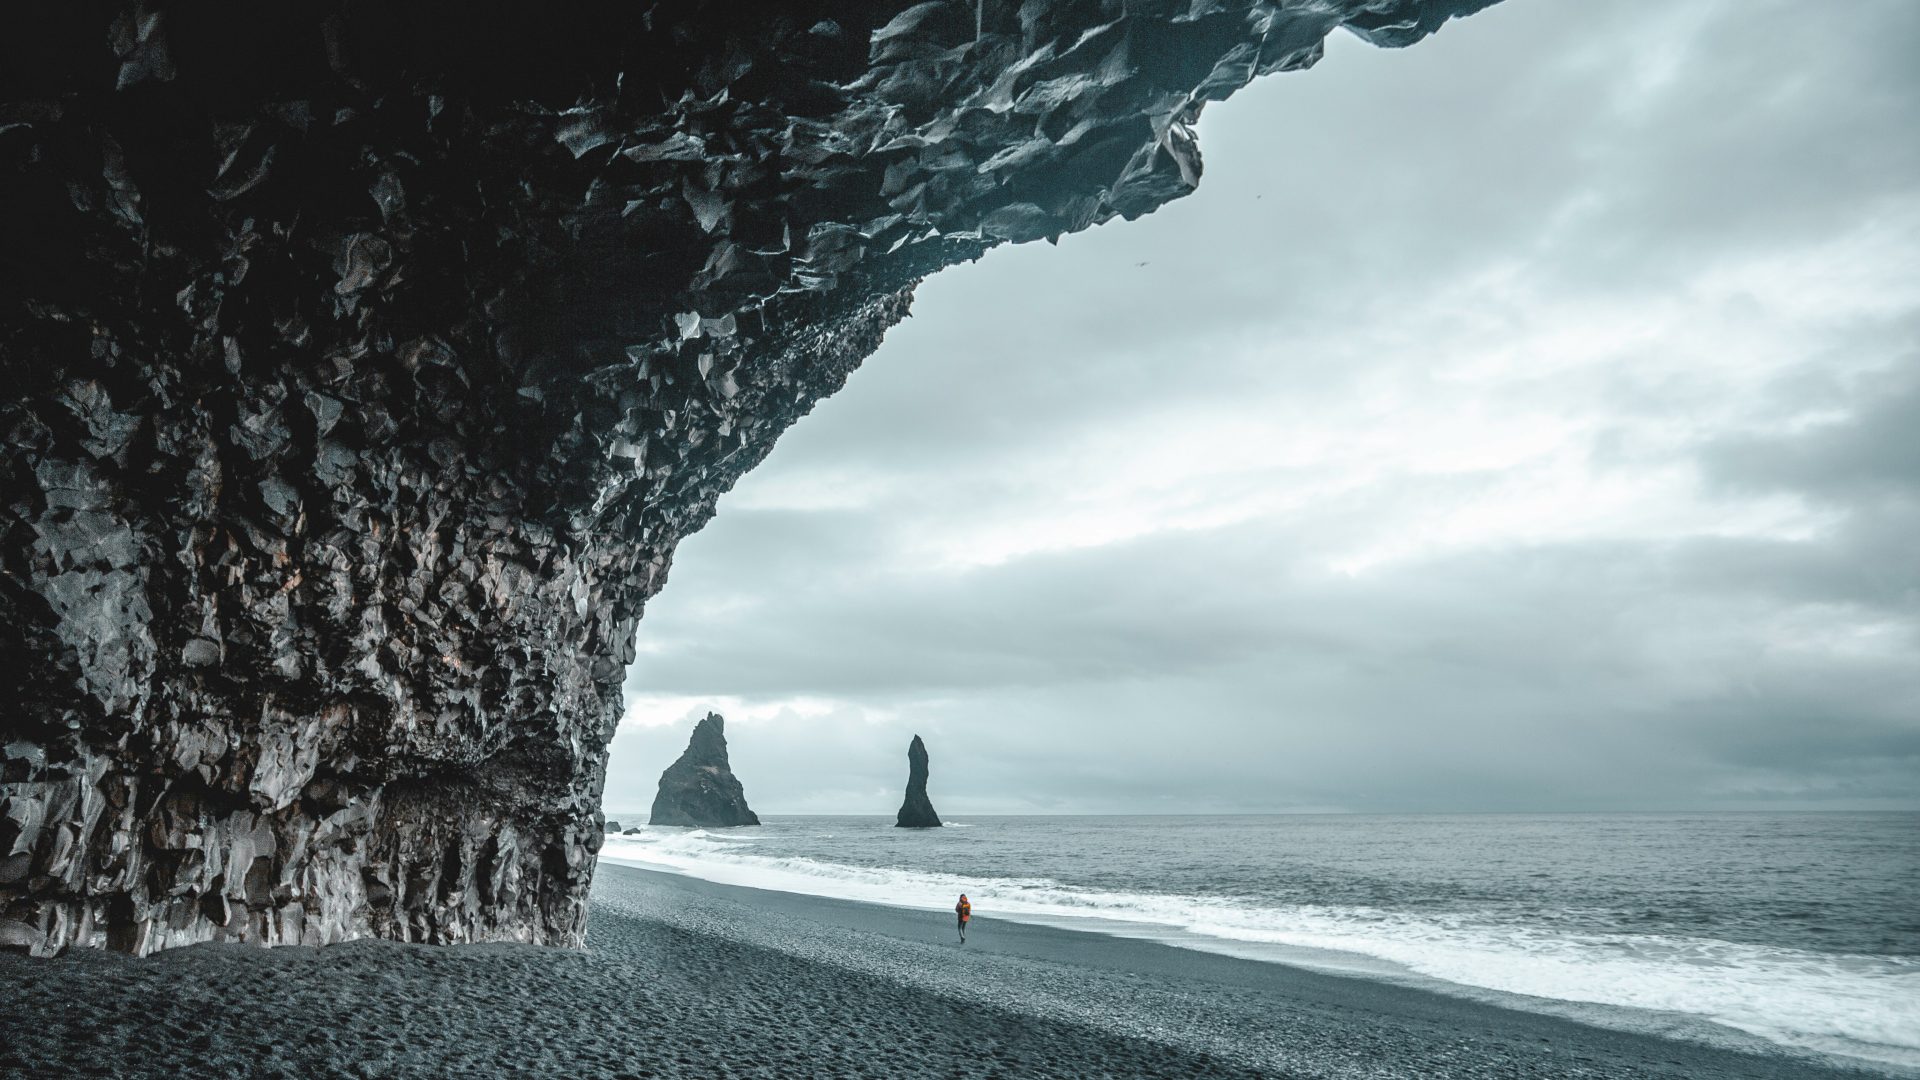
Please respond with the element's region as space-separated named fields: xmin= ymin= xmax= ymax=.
xmin=0 ymin=863 xmax=1895 ymax=1079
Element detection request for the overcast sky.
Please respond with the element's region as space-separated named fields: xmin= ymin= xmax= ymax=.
xmin=604 ymin=0 xmax=1920 ymax=816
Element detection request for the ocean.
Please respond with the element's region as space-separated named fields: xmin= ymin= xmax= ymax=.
xmin=598 ymin=812 xmax=1920 ymax=1072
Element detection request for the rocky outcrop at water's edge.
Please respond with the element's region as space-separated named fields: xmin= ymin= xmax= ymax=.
xmin=649 ymin=715 xmax=760 ymax=829
xmin=896 ymin=736 xmax=942 ymax=829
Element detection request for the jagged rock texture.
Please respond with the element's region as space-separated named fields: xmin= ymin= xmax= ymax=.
xmin=0 ymin=0 xmax=1494 ymax=954
xmin=896 ymin=735 xmax=942 ymax=828
xmin=649 ymin=714 xmax=759 ymax=828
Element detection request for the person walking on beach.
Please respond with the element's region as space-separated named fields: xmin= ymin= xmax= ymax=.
xmin=955 ymin=893 xmax=972 ymax=944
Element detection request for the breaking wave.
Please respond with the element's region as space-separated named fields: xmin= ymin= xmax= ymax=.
xmin=600 ymin=827 xmax=1920 ymax=1071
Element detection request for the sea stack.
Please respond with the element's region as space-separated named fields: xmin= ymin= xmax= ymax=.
xmin=895 ymin=735 xmax=943 ymax=829
xmin=650 ymin=714 xmax=761 ymax=828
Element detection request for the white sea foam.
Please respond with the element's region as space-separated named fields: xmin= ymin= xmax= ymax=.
xmin=599 ymin=828 xmax=1920 ymax=1070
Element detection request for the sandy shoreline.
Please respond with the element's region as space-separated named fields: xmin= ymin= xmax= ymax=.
xmin=0 ymin=862 xmax=1896 ymax=1079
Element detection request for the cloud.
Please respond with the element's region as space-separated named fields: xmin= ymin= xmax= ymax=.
xmin=1702 ymin=364 xmax=1920 ymax=501
xmin=606 ymin=0 xmax=1920 ymax=815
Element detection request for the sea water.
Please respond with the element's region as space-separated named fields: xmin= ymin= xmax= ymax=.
xmin=598 ymin=812 xmax=1919 ymax=1071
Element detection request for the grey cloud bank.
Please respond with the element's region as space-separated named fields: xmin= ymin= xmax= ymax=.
xmin=606 ymin=0 xmax=1920 ymax=815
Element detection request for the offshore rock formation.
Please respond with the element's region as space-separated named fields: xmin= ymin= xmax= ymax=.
xmin=649 ymin=715 xmax=759 ymax=828
xmin=0 ymin=0 xmax=1494 ymax=954
xmin=895 ymin=735 xmax=942 ymax=829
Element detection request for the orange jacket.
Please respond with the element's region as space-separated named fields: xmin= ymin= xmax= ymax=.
xmin=956 ymin=897 xmax=972 ymax=920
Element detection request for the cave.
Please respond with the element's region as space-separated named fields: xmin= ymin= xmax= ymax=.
xmin=0 ymin=0 xmax=1494 ymax=955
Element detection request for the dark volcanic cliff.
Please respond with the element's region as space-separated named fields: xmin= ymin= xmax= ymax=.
xmin=0 ymin=0 xmax=1495 ymax=955
xmin=896 ymin=735 xmax=941 ymax=829
xmin=648 ymin=713 xmax=759 ymax=829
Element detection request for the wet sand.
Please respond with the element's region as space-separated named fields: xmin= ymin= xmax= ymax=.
xmin=0 ymin=862 xmax=1894 ymax=1079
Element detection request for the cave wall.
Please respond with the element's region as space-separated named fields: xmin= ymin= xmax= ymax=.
xmin=0 ymin=0 xmax=1494 ymax=955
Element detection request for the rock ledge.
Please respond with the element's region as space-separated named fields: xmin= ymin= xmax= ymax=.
xmin=0 ymin=0 xmax=1491 ymax=954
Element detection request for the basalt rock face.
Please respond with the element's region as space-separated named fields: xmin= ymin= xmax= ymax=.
xmin=896 ymin=735 xmax=942 ymax=828
xmin=649 ymin=714 xmax=759 ymax=828
xmin=0 ymin=1 xmax=1493 ymax=954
